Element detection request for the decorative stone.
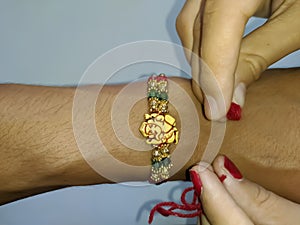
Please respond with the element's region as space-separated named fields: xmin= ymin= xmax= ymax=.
xmin=157 ymin=74 xmax=167 ymax=82
xmin=148 ymin=75 xmax=156 ymax=82
xmin=159 ymin=92 xmax=168 ymax=100
xmin=152 ymin=162 xmax=160 ymax=169
xmin=148 ymin=90 xmax=157 ymax=98
xmin=162 ymin=157 xmax=171 ymax=166
xmin=162 ymin=148 xmax=169 ymax=153
xmin=158 ymin=83 xmax=167 ymax=92
xmin=153 ymin=150 xmax=160 ymax=157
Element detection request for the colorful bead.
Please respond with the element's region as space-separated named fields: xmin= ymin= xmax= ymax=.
xmin=159 ymin=92 xmax=168 ymax=100
xmin=148 ymin=90 xmax=157 ymax=98
xmin=158 ymin=82 xmax=167 ymax=93
xmin=163 ymin=157 xmax=171 ymax=166
xmin=148 ymin=75 xmax=156 ymax=82
xmin=156 ymin=74 xmax=167 ymax=82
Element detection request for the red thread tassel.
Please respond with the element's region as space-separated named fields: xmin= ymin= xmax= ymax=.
xmin=148 ymin=187 xmax=202 ymax=224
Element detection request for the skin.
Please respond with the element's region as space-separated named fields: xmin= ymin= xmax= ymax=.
xmin=192 ymin=155 xmax=300 ymax=225
xmin=176 ymin=0 xmax=300 ymax=120
xmin=176 ymin=1 xmax=300 ymax=223
xmin=0 ymin=68 xmax=299 ymax=206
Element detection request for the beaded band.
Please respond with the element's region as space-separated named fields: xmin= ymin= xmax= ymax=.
xmin=139 ymin=74 xmax=179 ymax=183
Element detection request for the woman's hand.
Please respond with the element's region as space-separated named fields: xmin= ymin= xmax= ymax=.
xmin=176 ymin=0 xmax=300 ymax=120
xmin=190 ymin=155 xmax=300 ymax=225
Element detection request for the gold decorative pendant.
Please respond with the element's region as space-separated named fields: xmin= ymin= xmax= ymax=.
xmin=139 ymin=113 xmax=178 ymax=146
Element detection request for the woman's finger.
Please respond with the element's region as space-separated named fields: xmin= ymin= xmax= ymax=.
xmin=176 ymin=0 xmax=202 ymax=63
xmin=213 ymin=155 xmax=300 ymax=224
xmin=190 ymin=163 xmax=253 ymax=225
xmin=191 ymin=11 xmax=204 ymax=103
xmin=233 ymin=0 xmax=300 ymax=106
xmin=200 ymin=0 xmax=262 ymax=120
xmin=200 ymin=214 xmax=211 ymax=225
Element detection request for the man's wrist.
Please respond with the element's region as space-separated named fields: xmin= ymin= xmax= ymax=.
xmin=93 ymin=77 xmax=207 ymax=182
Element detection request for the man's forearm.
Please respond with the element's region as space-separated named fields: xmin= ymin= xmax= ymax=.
xmin=0 ymin=79 xmax=206 ymax=204
xmin=0 ymin=69 xmax=299 ymax=204
xmin=0 ymin=85 xmax=102 ymax=203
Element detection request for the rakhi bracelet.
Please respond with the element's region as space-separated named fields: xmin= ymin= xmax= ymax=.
xmin=142 ymin=75 xmax=242 ymax=223
xmin=139 ymin=74 xmax=179 ymax=183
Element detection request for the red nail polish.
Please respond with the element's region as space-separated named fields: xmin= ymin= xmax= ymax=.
xmin=218 ymin=174 xmax=227 ymax=183
xmin=189 ymin=170 xmax=202 ymax=196
xmin=224 ymin=156 xmax=243 ymax=179
xmin=227 ymin=102 xmax=242 ymax=121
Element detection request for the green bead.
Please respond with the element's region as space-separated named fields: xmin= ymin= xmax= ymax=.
xmin=162 ymin=158 xmax=171 ymax=166
xmin=148 ymin=90 xmax=157 ymax=98
xmin=159 ymin=92 xmax=168 ymax=100
xmin=152 ymin=162 xmax=160 ymax=169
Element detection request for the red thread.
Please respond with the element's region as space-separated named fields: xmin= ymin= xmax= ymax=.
xmin=227 ymin=102 xmax=242 ymax=120
xmin=148 ymin=187 xmax=202 ymax=224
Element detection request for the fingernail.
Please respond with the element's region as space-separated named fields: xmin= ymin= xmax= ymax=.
xmin=233 ymin=83 xmax=246 ymax=107
xmin=196 ymin=161 xmax=211 ymax=172
xmin=189 ymin=170 xmax=202 ymax=196
xmin=224 ymin=156 xmax=243 ymax=179
xmin=226 ymin=102 xmax=242 ymax=121
xmin=205 ymin=95 xmax=220 ymax=120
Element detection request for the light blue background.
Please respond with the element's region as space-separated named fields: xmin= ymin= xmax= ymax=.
xmin=0 ymin=1 xmax=299 ymax=225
